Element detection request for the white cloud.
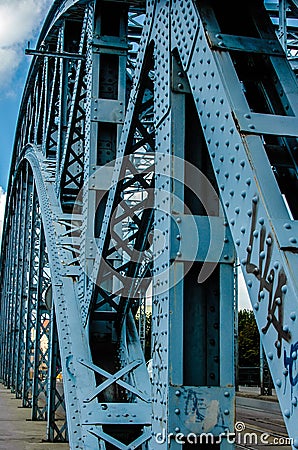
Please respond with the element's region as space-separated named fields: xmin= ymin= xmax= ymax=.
xmin=0 ymin=0 xmax=52 ymax=89
xmin=0 ymin=48 xmax=19 ymax=86
xmin=0 ymin=186 xmax=7 ymax=244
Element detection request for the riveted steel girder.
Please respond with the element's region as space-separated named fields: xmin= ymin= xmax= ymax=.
xmin=1 ymin=1 xmax=298 ymax=450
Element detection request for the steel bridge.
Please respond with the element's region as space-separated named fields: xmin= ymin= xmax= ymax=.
xmin=1 ymin=0 xmax=298 ymax=448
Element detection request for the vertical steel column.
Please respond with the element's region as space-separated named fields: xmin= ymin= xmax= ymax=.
xmin=15 ymin=170 xmax=34 ymax=398
xmin=278 ymin=0 xmax=288 ymax=51
xmin=83 ymin=1 xmax=129 ymax=303
xmin=151 ymin=4 xmax=235 ymax=448
xmin=1 ymin=224 xmax=16 ymax=386
xmin=260 ymin=341 xmax=264 ymax=394
xmin=234 ymin=266 xmax=239 ymax=391
xmin=32 ymin=229 xmax=51 ymax=421
xmin=47 ymin=308 xmax=67 ymax=442
xmin=56 ymin=28 xmax=67 ymax=169
xmin=22 ymin=188 xmax=41 ymax=407
xmin=32 ymin=308 xmax=50 ymax=420
xmin=43 ymin=30 xmax=62 ymax=160
xmin=77 ymin=19 xmax=154 ymax=445
xmin=58 ymin=9 xmax=89 ymax=207
xmin=0 ymin=202 xmax=15 ymax=384
xmin=7 ymin=176 xmax=23 ymax=390
xmin=11 ymin=169 xmax=28 ymax=393
xmin=0 ymin=211 xmax=15 ymax=385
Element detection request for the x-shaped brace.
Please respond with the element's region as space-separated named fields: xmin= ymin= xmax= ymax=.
xmin=89 ymin=426 xmax=151 ymax=450
xmin=79 ymin=358 xmax=150 ymax=402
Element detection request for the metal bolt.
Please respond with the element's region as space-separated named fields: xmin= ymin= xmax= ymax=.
xmin=284 ymin=409 xmax=291 ymax=418
xmin=276 ymin=379 xmax=282 ymax=387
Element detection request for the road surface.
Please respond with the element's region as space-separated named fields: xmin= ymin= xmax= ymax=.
xmin=236 ymin=396 xmax=292 ymax=449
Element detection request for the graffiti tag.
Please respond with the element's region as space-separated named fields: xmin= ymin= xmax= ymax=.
xmin=245 ymin=200 xmax=291 ymax=357
xmin=284 ymin=341 xmax=298 ymax=387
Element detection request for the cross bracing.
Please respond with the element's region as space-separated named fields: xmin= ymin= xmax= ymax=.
xmin=1 ymin=1 xmax=298 ymax=449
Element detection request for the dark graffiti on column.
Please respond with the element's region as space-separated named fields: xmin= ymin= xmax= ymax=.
xmin=284 ymin=342 xmax=298 ymax=387
xmin=245 ymin=198 xmax=291 ymax=358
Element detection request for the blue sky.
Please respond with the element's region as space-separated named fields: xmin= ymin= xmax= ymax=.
xmin=0 ymin=0 xmax=53 ymax=242
xmin=0 ymin=0 xmax=53 ymax=192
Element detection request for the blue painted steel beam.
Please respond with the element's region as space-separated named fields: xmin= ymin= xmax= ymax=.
xmin=0 ymin=1 xmax=298 ymax=449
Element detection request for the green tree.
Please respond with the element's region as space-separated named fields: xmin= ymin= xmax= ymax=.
xmin=238 ymin=309 xmax=260 ymax=367
xmin=135 ymin=312 xmax=152 ymax=361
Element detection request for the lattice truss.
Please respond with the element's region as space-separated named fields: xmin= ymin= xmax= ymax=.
xmin=265 ymin=0 xmax=298 ymax=67
xmin=0 ymin=1 xmax=298 ymax=449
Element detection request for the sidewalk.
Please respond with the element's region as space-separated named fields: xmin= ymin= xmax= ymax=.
xmin=0 ymin=384 xmax=69 ymax=450
xmin=237 ymin=385 xmax=278 ymax=402
xmin=0 ymin=383 xmax=279 ymax=449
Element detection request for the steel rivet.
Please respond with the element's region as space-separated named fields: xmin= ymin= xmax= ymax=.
xmin=284 ymin=409 xmax=291 ymax=418
xmin=276 ymin=379 xmax=282 ymax=387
